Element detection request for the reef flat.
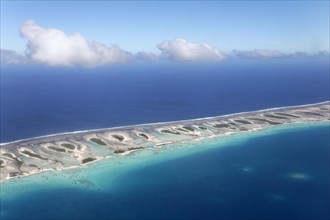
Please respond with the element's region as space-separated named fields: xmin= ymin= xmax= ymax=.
xmin=1 ymin=102 xmax=329 ymax=182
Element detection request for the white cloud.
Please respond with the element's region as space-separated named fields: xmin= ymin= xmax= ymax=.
xmin=4 ymin=21 xmax=328 ymax=67
xmin=20 ymin=20 xmax=132 ymax=67
xmin=135 ymin=51 xmax=159 ymax=61
xmin=232 ymin=49 xmax=285 ymax=59
xmin=313 ymin=51 xmax=329 ymax=57
xmin=0 ymin=49 xmax=28 ymax=64
xmin=157 ymin=38 xmax=226 ymax=61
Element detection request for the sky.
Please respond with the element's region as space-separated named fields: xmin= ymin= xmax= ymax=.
xmin=0 ymin=1 xmax=329 ymax=67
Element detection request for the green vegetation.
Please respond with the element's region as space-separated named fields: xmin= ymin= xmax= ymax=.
xmin=112 ymin=134 xmax=124 ymax=141
xmin=60 ymin=143 xmax=76 ymax=150
xmin=3 ymin=153 xmax=15 ymax=159
xmin=161 ymin=129 xmax=180 ymax=135
xmin=213 ymin=124 xmax=229 ymax=128
xmin=113 ymin=146 xmax=144 ymax=154
xmin=81 ymin=157 xmax=96 ymax=164
xmin=138 ymin=133 xmax=149 ymax=139
xmin=54 ymin=159 xmax=64 ymax=165
xmin=114 ymin=149 xmax=126 ymax=154
xmin=263 ymin=114 xmax=288 ymax=120
xmin=183 ymin=126 xmax=195 ymax=131
xmin=9 ymin=172 xmax=21 ymax=177
xmin=233 ymin=119 xmax=252 ymax=124
xmin=128 ymin=146 xmax=144 ymax=151
xmin=90 ymin=138 xmax=107 ymax=146
xmin=176 ymin=128 xmax=188 ymax=132
xmin=248 ymin=117 xmax=282 ymax=125
xmin=0 ymin=159 xmax=4 ymax=168
xmin=274 ymin=112 xmax=300 ymax=118
xmin=21 ymin=150 xmax=48 ymax=160
xmin=299 ymin=111 xmax=324 ymax=117
xmin=29 ymin=164 xmax=39 ymax=168
xmin=2 ymin=153 xmax=23 ymax=166
xmin=48 ymin=146 xmax=66 ymax=153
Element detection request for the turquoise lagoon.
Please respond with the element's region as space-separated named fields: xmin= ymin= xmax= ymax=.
xmin=0 ymin=122 xmax=329 ymax=220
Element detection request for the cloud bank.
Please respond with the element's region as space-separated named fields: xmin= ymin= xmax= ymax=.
xmin=158 ymin=38 xmax=226 ymax=61
xmin=20 ymin=20 xmax=132 ymax=67
xmin=232 ymin=49 xmax=285 ymax=59
xmin=1 ymin=49 xmax=28 ymax=64
xmin=135 ymin=51 xmax=159 ymax=61
xmin=1 ymin=20 xmax=328 ymax=67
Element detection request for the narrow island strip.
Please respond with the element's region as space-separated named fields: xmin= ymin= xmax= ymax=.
xmin=1 ymin=101 xmax=329 ymax=182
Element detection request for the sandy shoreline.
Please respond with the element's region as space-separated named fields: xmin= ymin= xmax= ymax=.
xmin=1 ymin=101 xmax=329 ymax=146
xmin=0 ymin=101 xmax=329 ymax=183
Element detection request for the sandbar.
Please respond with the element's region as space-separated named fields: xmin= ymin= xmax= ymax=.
xmin=0 ymin=101 xmax=329 ymax=182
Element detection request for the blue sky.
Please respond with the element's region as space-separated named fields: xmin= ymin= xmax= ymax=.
xmin=0 ymin=1 xmax=329 ymax=67
xmin=2 ymin=1 xmax=329 ymax=53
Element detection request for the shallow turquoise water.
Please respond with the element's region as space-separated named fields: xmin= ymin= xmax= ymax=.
xmin=1 ymin=122 xmax=329 ymax=219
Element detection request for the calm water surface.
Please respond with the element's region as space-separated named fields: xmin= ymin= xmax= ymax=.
xmin=1 ymin=59 xmax=329 ymax=142
xmin=1 ymin=124 xmax=329 ymax=220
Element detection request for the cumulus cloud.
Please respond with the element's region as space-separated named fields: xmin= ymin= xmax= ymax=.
xmin=157 ymin=38 xmax=226 ymax=61
xmin=232 ymin=49 xmax=285 ymax=59
xmin=290 ymin=51 xmax=330 ymax=58
xmin=135 ymin=51 xmax=159 ymax=61
xmin=20 ymin=20 xmax=132 ymax=67
xmin=3 ymin=21 xmax=328 ymax=67
xmin=311 ymin=50 xmax=329 ymax=57
xmin=0 ymin=49 xmax=28 ymax=64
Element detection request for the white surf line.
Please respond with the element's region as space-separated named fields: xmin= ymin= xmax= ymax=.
xmin=1 ymin=101 xmax=329 ymax=146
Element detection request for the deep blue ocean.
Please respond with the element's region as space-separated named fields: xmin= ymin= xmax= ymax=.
xmin=0 ymin=58 xmax=329 ymax=220
xmin=1 ymin=58 xmax=329 ymax=143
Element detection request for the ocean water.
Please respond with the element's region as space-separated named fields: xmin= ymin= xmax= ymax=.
xmin=1 ymin=58 xmax=329 ymax=143
xmin=0 ymin=123 xmax=329 ymax=220
xmin=1 ymin=58 xmax=329 ymax=219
